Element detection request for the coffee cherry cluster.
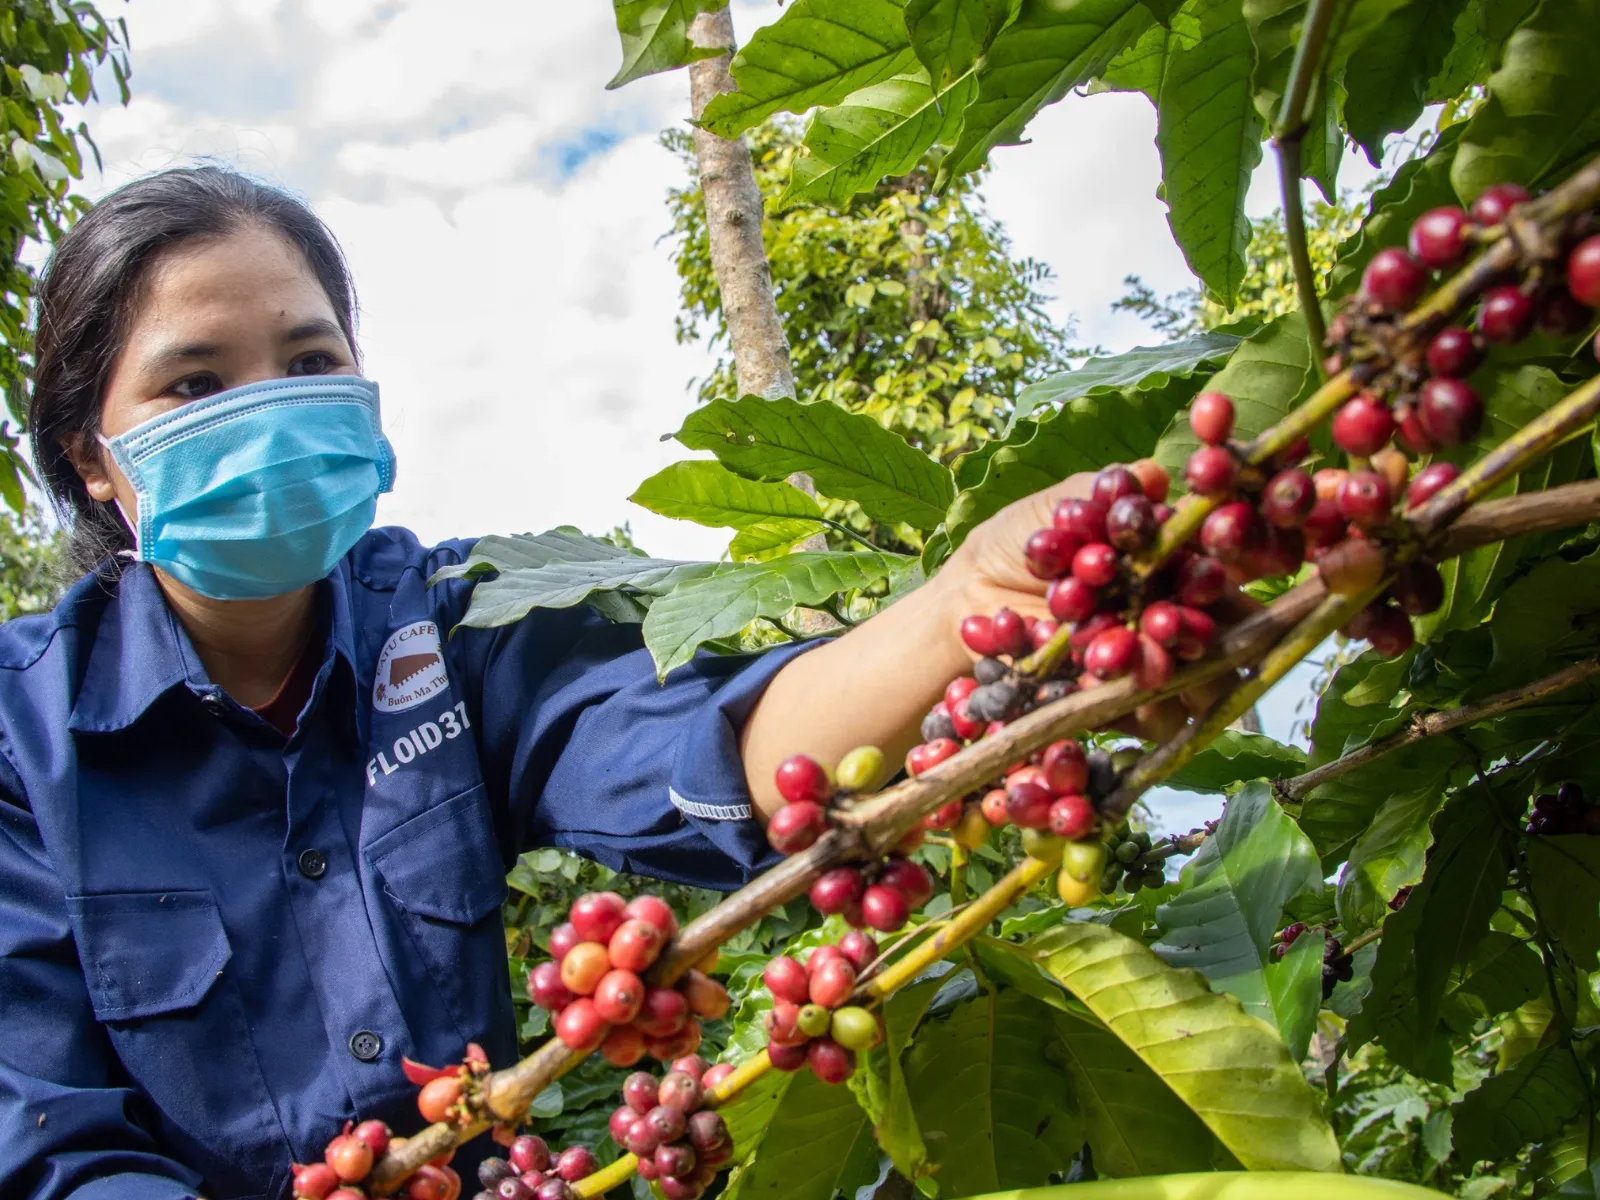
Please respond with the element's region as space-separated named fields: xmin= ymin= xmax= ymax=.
xmin=525 ymin=892 xmax=729 ymax=1065
xmin=474 ymin=1135 xmax=598 ymax=1200
xmin=294 ymin=1121 xmax=462 ymax=1200
xmin=1097 ymin=829 xmax=1166 ymax=895
xmin=769 ymin=748 xmax=936 ymax=933
xmin=1273 ymin=923 xmax=1353 ymax=999
xmin=762 ymin=934 xmax=882 ymax=1084
xmin=597 ymin=1058 xmax=732 ymax=1200
xmin=1526 ymin=782 xmax=1600 ymax=835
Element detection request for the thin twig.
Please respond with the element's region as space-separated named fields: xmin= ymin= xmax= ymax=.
xmin=818 ymin=517 xmax=889 ymax=554
xmin=1280 ymin=658 xmax=1600 ymax=801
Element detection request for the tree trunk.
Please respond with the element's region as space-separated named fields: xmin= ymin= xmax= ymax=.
xmin=687 ymin=9 xmax=795 ymax=403
xmin=687 ymin=8 xmax=833 ymax=583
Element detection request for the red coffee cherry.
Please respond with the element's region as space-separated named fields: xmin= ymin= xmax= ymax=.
xmin=1184 ymin=445 xmax=1236 ymax=496
xmin=1130 ymin=458 xmax=1170 ymax=502
xmin=1134 ymin=631 xmax=1175 ymax=688
xmin=1394 ymin=400 xmax=1438 ymax=455
xmin=1477 ymin=284 xmax=1535 ymax=343
xmin=774 ymin=755 xmax=832 ymax=806
xmin=1047 ymin=575 xmax=1097 ymax=623
xmin=1362 ymin=248 xmax=1428 ymax=311
xmin=1424 ymin=326 xmax=1482 ymax=377
xmin=601 ymin=1024 xmax=647 ymax=1068
xmin=807 ymin=1038 xmax=855 ymax=1085
xmin=1246 ymin=525 xmax=1306 ymax=580
xmin=1040 ymin=739 xmax=1089 ymax=794
xmin=1024 ymin=527 xmax=1080 ymax=579
xmin=611 ymin=919 xmax=665 ymax=973
xmin=548 ymin=922 xmax=581 ymax=964
xmin=809 ymin=866 xmax=865 ymax=916
xmin=808 ymin=957 xmax=857 ymax=1009
xmin=1199 ymin=501 xmax=1257 ymax=562
xmin=1189 ymin=391 xmax=1234 ymax=445
xmin=1106 ymin=494 xmax=1158 ymax=551
xmin=569 ymin=892 xmax=628 ymax=945
xmin=1047 ymin=793 xmax=1096 ymax=839
xmin=860 ymin=884 xmax=911 ymax=932
xmin=1409 ymin=206 xmax=1471 ymax=269
xmin=1071 ymin=542 xmax=1119 ymax=587
xmin=1391 ymin=561 xmax=1445 ymax=616
xmin=700 ymin=1064 xmax=736 ymax=1093
xmin=1302 ymin=497 xmax=1346 ymax=553
xmin=768 ymin=1040 xmax=809 ymax=1072
xmin=838 ymin=930 xmax=878 ymax=973
xmin=766 ymin=801 xmax=829 ymax=854
xmin=1539 ymin=286 xmax=1592 ymax=335
xmin=527 ymin=961 xmax=572 ymax=1011
xmin=559 ymin=943 xmax=610 ymax=996
xmin=554 ymin=999 xmax=610 ymax=1052
xmin=1084 ymin=625 xmax=1139 ymax=680
xmin=593 ymin=968 xmax=645 ymax=1024
xmin=1053 ymin=497 xmax=1108 ymax=542
xmin=1469 ymin=182 xmax=1531 ymax=226
xmin=352 ymin=1121 xmax=391 ymax=1158
xmin=1318 ymin=538 xmax=1386 ymax=596
xmin=1331 ymin=393 xmax=1395 ymax=456
xmin=990 ymin=607 xmax=1031 ymax=657
xmin=325 ymin=1135 xmax=375 ymax=1184
xmin=556 ymin=1148 xmax=599 ymax=1183
xmin=1175 ymin=554 xmax=1226 ymax=606
xmin=1569 ymin=235 xmax=1600 ymax=307
xmin=1336 ymin=471 xmax=1394 ymax=528
xmin=763 ymin=955 xmax=812 ymax=1004
xmin=295 ymin=1162 xmax=341 ymax=1200
xmin=1366 ymin=606 xmax=1417 ymax=658
xmin=1005 ymin=768 xmax=1054 ymax=829
xmin=1405 ymin=461 xmax=1461 ymax=509
xmin=635 ymin=987 xmax=691 ymax=1038
xmin=625 ymin=895 xmax=680 ymax=939
xmin=906 ymin=737 xmax=960 ymax=777
xmin=1091 ymin=466 xmax=1143 ymax=508
xmin=510 ymin=1135 xmax=552 ymax=1175
xmin=878 ymin=858 xmax=932 ymax=907
xmin=1138 ymin=600 xmax=1181 ymax=647
xmin=960 ymin=614 xmax=999 ymax=656
xmin=1261 ymin=467 xmax=1315 ymax=528
xmin=1417 ymin=377 xmax=1483 ymax=445
xmin=922 ymin=798 xmax=964 ymax=831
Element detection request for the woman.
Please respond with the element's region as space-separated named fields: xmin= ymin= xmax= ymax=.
xmin=0 ymin=167 xmax=1142 ymax=1200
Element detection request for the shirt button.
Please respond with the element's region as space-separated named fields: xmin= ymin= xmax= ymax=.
xmin=200 ymin=693 xmax=227 ymax=715
xmin=349 ymin=1031 xmax=383 ymax=1062
xmin=297 ymin=849 xmax=328 ymax=880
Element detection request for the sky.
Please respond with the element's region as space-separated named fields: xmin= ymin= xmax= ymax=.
xmin=71 ymin=0 xmax=1390 ymax=779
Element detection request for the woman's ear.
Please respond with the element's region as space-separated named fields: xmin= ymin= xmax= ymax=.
xmin=62 ymin=432 xmax=118 ymax=503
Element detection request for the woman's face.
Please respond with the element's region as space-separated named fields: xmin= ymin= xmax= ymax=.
xmin=69 ymin=223 xmax=358 ymax=520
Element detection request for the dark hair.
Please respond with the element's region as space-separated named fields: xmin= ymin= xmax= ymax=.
xmin=29 ymin=164 xmax=359 ymax=579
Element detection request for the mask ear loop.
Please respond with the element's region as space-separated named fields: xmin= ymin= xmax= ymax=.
xmin=95 ymin=433 xmax=142 ymax=559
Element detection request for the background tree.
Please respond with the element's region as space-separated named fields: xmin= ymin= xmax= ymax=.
xmin=664 ymin=122 xmax=1082 ymax=551
xmin=0 ymin=0 xmax=127 ymax=509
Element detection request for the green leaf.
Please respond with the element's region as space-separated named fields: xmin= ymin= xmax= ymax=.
xmin=943 ymin=0 xmax=1156 ymax=177
xmin=902 ymin=989 xmax=1083 ymax=1194
xmin=641 ymin=550 xmax=904 ymax=676
xmin=1008 ymin=330 xmax=1241 ymax=431
xmin=1442 ymin=930 xmax=1545 ymax=1029
xmin=1152 ymin=783 xmax=1325 ymax=1055
xmin=1343 ymin=0 xmax=1472 ymax=164
xmin=1525 ymin=836 xmax=1600 ymax=971
xmin=944 ymin=370 xmax=1199 ymax=551
xmin=1151 ymin=0 xmax=1265 ymax=306
xmin=1161 ymin=729 xmax=1306 ymax=793
xmin=674 ymin=396 xmax=955 ymax=530
xmin=607 ymin=0 xmax=725 ymax=88
xmin=1031 ymin=921 xmax=1342 ymax=1171
xmin=1452 ymin=0 xmax=1600 ymax=204
xmin=729 ymin=520 xmax=828 ymax=561
xmin=1267 ymin=929 xmax=1326 ymax=1062
xmin=781 ymin=70 xmax=976 ymax=209
xmin=1452 ymin=1044 xmax=1590 ymax=1165
xmin=720 ymin=1069 xmax=878 ymax=1200
xmin=1152 ymin=312 xmax=1318 ymax=480
xmin=631 ymin=461 xmax=824 ymax=530
xmin=698 ymin=0 xmax=919 ymax=138
xmin=431 ymin=531 xmax=723 ymax=629
xmin=874 ymin=976 xmax=944 ymax=1178
xmin=1336 ymin=770 xmax=1455 ymax=935
xmin=1489 ymin=547 xmax=1600 ymax=685
xmin=905 ymin=0 xmax=1015 ymax=88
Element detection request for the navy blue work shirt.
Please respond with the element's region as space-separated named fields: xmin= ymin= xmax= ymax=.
xmin=0 ymin=526 xmax=804 ymax=1200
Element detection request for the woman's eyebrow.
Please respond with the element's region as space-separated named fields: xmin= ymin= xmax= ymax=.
xmin=142 ymin=340 xmax=221 ymax=374
xmin=283 ymin=317 xmax=346 ymax=343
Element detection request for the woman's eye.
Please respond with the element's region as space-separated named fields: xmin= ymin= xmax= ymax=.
xmin=289 ymin=351 xmax=339 ymax=376
xmin=165 ymin=373 xmax=222 ymax=401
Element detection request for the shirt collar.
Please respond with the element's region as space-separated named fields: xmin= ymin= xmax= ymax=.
xmin=67 ymin=562 xmax=361 ymax=734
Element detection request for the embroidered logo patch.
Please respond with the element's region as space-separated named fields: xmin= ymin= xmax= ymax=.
xmin=373 ymin=620 xmax=450 ymax=713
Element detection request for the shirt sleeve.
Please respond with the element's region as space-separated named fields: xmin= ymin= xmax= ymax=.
xmin=454 ymin=599 xmax=818 ymax=891
xmin=0 ymin=755 xmax=206 ymax=1200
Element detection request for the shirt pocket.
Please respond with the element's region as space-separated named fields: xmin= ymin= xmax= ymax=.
xmin=65 ymin=890 xmax=282 ymax=1200
xmin=367 ymin=784 xmax=511 ymax=1049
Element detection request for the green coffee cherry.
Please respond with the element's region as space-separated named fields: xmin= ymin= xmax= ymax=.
xmin=797 ymin=1003 xmax=833 ymax=1038
xmin=1115 ymin=840 xmax=1141 ymax=864
xmin=830 ymin=1006 xmax=879 ymax=1051
xmin=1021 ymin=828 xmax=1065 ymax=866
xmin=836 ymin=745 xmax=886 ymax=793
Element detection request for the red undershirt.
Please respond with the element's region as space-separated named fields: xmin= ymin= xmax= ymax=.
xmin=249 ymin=633 xmax=323 ymax=737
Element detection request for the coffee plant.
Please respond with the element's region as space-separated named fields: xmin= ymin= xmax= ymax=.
xmin=287 ymin=0 xmax=1600 ymax=1197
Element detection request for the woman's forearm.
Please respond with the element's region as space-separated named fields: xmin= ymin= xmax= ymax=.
xmin=739 ymin=571 xmax=975 ymax=818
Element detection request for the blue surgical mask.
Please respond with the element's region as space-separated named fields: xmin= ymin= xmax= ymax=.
xmin=99 ymin=376 xmax=397 ymax=599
